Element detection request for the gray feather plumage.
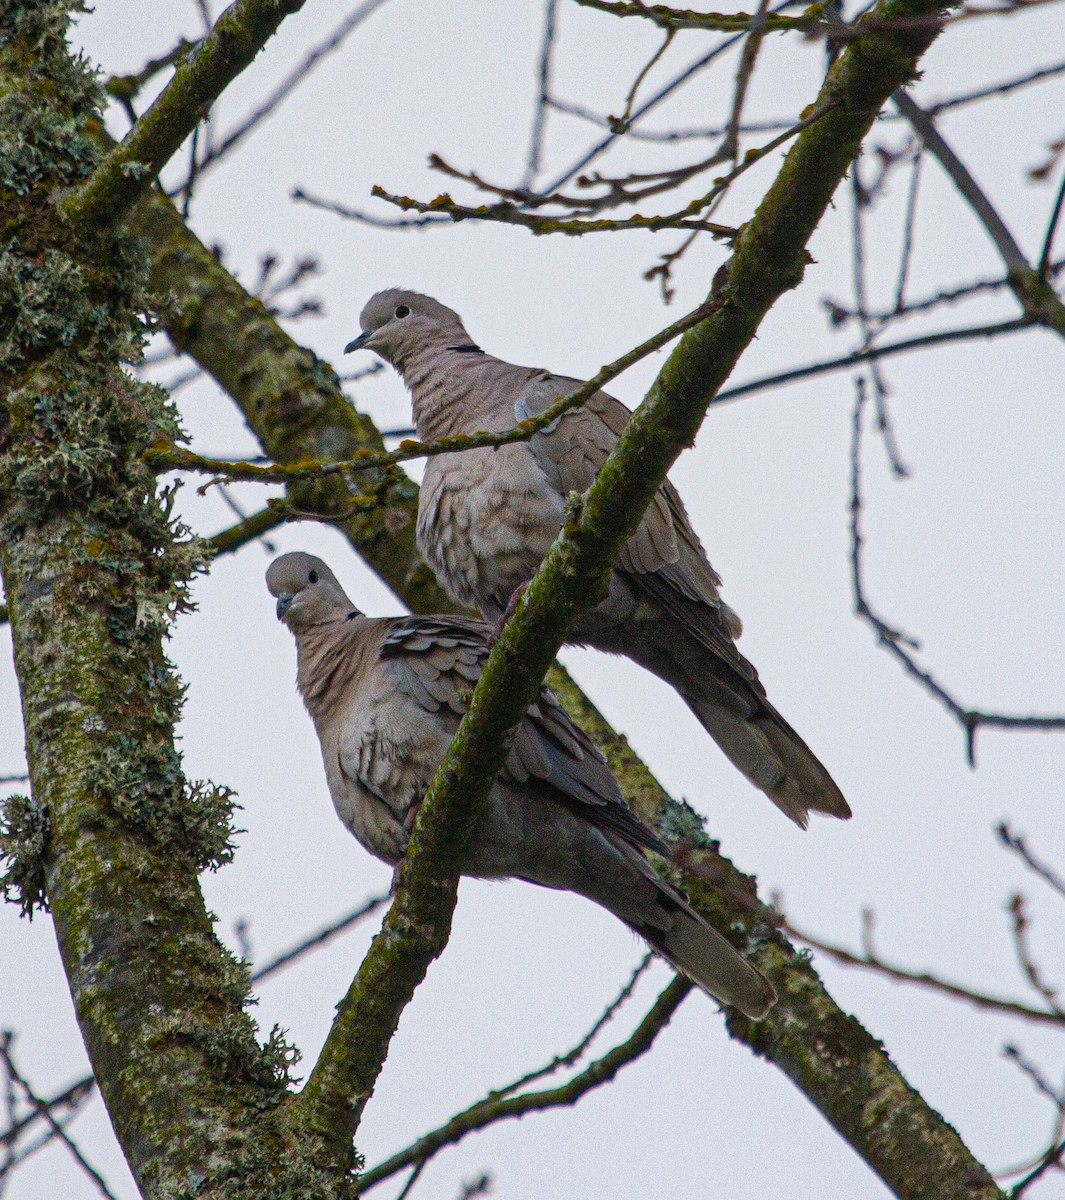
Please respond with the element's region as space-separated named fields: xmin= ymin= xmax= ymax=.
xmin=266 ymin=551 xmax=775 ymax=1018
xmin=347 ymin=289 xmax=851 ymax=828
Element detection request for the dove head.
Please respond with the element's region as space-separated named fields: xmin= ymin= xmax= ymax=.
xmin=344 ymin=289 xmax=474 ymax=370
xmin=266 ymin=552 xmax=357 ymax=631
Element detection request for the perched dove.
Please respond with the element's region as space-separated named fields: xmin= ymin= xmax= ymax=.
xmin=344 ymin=290 xmax=850 ymax=828
xmin=266 ymin=551 xmax=776 ymax=1018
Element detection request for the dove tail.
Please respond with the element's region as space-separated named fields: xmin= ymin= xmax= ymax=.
xmin=686 ymin=697 xmax=851 ymax=829
xmin=632 ymin=889 xmax=776 ymax=1019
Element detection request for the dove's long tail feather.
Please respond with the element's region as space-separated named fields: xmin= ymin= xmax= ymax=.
xmin=686 ymin=697 xmax=851 ymax=830
xmin=564 ymin=830 xmax=776 ymax=1019
xmin=629 ymin=887 xmax=776 ymax=1019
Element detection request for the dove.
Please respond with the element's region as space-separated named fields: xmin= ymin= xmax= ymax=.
xmin=266 ymin=551 xmax=776 ymax=1018
xmin=343 ymin=290 xmax=850 ymax=828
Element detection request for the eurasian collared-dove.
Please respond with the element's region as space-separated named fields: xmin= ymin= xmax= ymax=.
xmin=266 ymin=551 xmax=776 ymax=1018
xmin=344 ymin=290 xmax=850 ymax=829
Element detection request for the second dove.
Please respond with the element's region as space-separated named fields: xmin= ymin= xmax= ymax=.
xmin=346 ymin=289 xmax=850 ymax=829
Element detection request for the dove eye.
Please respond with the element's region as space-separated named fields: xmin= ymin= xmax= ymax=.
xmin=308 ymin=570 xmax=320 ymax=584
xmin=394 ymin=304 xmax=410 ymax=319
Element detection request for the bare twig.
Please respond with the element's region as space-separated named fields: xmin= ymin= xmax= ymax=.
xmin=522 ymin=0 xmax=560 ymax=189
xmin=714 ymin=316 xmax=1032 ymax=403
xmin=0 ymin=1036 xmax=116 ymax=1200
xmin=1038 ymin=167 xmax=1065 ymax=273
xmin=894 ymin=89 xmax=1029 ymax=274
xmin=1010 ymin=1140 xmax=1065 ymax=1196
xmin=365 ymin=97 xmax=836 ymax=240
xmin=719 ymin=0 xmax=772 ymax=164
xmin=931 ymin=58 xmax=1065 ymax=115
xmin=491 ymin=952 xmax=654 ymax=1100
xmin=454 ymin=1175 xmax=492 ymax=1200
xmin=357 ymin=977 xmax=691 ymax=1192
xmin=104 ymin=39 xmax=198 ymax=122
xmin=250 ymin=893 xmax=391 ymax=984
xmin=370 ymin=185 xmax=735 ymax=235
xmin=549 ymin=58 xmax=1065 ymax=146
xmin=194 ymin=0 xmax=393 ymax=179
xmin=145 ymin=296 xmax=722 ymax=484
xmin=612 ymin=29 xmax=676 ymax=135
xmin=848 ymin=379 xmax=1065 ymax=761
xmin=0 ymin=1076 xmax=94 ymax=1151
xmin=1007 ymin=894 xmax=1062 ymax=1014
xmin=291 ymin=187 xmax=448 ymax=228
xmin=996 ymin=825 xmax=1065 ymax=902
xmin=998 ymin=1045 xmax=1065 ymax=1194
xmin=849 ymin=158 xmax=910 ymax=476
xmin=779 ymin=911 xmax=1065 ymax=1027
xmin=539 ymin=0 xmax=798 ymax=194
xmin=824 ymin=257 xmax=1065 ymax=326
xmin=891 ymin=148 xmax=924 ymax=314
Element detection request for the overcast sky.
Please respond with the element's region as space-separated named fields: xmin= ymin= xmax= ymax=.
xmin=3 ymin=2 xmax=1065 ymax=1197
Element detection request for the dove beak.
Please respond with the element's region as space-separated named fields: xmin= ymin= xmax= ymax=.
xmin=275 ymin=593 xmax=293 ymax=620
xmin=343 ymin=330 xmax=374 ymax=354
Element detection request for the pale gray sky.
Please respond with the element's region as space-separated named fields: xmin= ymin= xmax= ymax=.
xmin=3 ymin=3 xmax=1065 ymax=1197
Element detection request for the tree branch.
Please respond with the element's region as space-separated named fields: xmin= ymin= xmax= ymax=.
xmin=207 ymin=503 xmax=287 ymax=558
xmin=356 ymin=976 xmax=692 ymax=1193
xmin=144 ymin=296 xmax=726 ymax=484
xmin=59 ymin=0 xmax=310 ymax=231
xmin=780 ymin=911 xmax=1065 ymax=1028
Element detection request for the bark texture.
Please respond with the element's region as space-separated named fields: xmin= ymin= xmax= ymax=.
xmin=0 ymin=5 xmax=332 ymax=1197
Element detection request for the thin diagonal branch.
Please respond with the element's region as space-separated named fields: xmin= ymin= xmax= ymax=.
xmin=894 ymin=89 xmax=1065 ymax=336
xmin=145 ymin=296 xmax=724 ymax=483
xmin=997 ymin=824 xmax=1065 ymax=902
xmin=894 ymin=89 xmax=1028 ymax=273
xmin=251 ymin=894 xmax=391 ymax=984
xmin=493 ymin=952 xmax=655 ymax=1100
xmin=713 ymin=316 xmax=1033 ymax=402
xmin=1039 ymin=167 xmax=1065 ymax=273
xmin=780 ymin=912 xmax=1065 ymax=1028
xmin=0 ymin=1075 xmax=94 ymax=1151
xmin=522 ymin=0 xmax=561 ymax=188
xmin=0 ymin=1038 xmax=116 ymax=1200
xmin=193 ymin=0 xmax=393 ymax=180
xmin=356 ymin=977 xmax=691 ymax=1193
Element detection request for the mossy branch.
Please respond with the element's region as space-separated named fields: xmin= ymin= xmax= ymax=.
xmin=143 ymin=296 xmax=719 ymax=484
xmin=356 ymin=976 xmax=692 ymax=1193
xmin=59 ymin=0 xmax=310 ymax=232
xmin=207 ymin=503 xmax=287 ymax=557
xmin=574 ymin=0 xmax=826 ymax=34
xmin=121 ymin=9 xmax=1002 ymax=1189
